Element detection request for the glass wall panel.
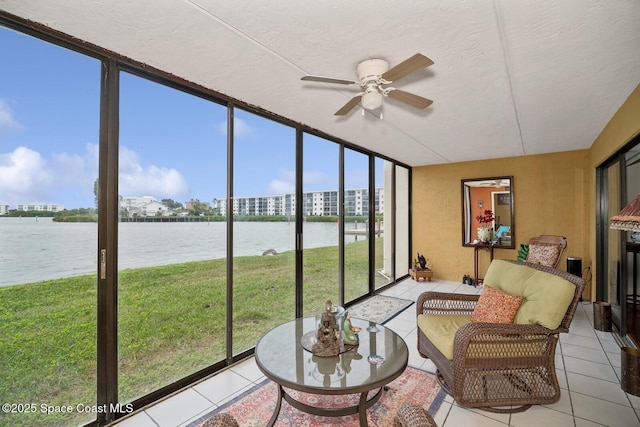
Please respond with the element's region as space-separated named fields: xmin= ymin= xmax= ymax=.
xmin=375 ymin=158 xmax=391 ymax=289
xmin=395 ymin=166 xmax=410 ymax=280
xmin=605 ymin=162 xmax=623 ymax=326
xmin=302 ymin=133 xmax=340 ymax=313
xmin=231 ymin=110 xmax=296 ymax=355
xmin=624 ymin=146 xmax=640 ymax=342
xmin=344 ymin=148 xmax=370 ymax=303
xmin=118 ymin=72 xmax=227 ymax=401
xmin=0 ymin=28 xmax=99 ymax=427
xmin=1 ymin=23 xmax=415 ymax=421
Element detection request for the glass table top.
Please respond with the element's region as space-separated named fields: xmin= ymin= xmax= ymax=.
xmin=255 ymin=317 xmax=408 ymax=393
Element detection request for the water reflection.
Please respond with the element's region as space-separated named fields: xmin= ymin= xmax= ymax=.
xmin=0 ymin=219 xmax=363 ymax=286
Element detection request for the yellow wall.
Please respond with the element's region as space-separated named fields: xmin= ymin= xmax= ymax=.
xmin=412 ymin=150 xmax=589 ymax=284
xmin=411 ymin=83 xmax=640 ymax=301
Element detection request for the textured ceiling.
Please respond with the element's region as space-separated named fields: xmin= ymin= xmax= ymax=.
xmin=2 ymin=0 xmax=639 ymax=166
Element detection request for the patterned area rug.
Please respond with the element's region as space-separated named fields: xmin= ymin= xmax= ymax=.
xmin=347 ymin=295 xmax=414 ymax=324
xmin=188 ymin=366 xmax=444 ymax=427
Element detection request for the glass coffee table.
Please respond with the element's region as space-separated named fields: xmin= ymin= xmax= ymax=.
xmin=254 ymin=316 xmax=408 ymax=427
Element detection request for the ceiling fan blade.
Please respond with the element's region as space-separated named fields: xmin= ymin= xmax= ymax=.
xmin=301 ymin=75 xmax=358 ymax=85
xmin=335 ymin=95 xmax=363 ymax=115
xmin=381 ymin=53 xmax=434 ymax=82
xmin=386 ymin=89 xmax=433 ymax=109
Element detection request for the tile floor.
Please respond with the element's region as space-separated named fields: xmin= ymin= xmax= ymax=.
xmin=113 ymin=278 xmax=640 ymax=427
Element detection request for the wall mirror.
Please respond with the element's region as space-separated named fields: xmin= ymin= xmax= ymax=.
xmin=461 ymin=176 xmax=514 ymax=248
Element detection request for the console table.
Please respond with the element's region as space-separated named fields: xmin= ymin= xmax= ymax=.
xmin=474 ymin=242 xmax=494 ymax=286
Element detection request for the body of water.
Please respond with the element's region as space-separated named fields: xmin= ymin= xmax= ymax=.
xmin=0 ymin=217 xmax=365 ymax=287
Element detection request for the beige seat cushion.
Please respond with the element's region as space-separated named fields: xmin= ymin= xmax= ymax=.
xmin=418 ymin=314 xmax=472 ymax=360
xmin=484 ymin=259 xmax=576 ymax=329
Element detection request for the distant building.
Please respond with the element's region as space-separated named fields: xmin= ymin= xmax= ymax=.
xmin=16 ymin=203 xmax=64 ymax=212
xmin=213 ymin=187 xmax=383 ymax=217
xmin=0 ymin=204 xmax=9 ymax=215
xmin=185 ymin=200 xmax=211 ymax=211
xmin=120 ymin=196 xmax=171 ymax=217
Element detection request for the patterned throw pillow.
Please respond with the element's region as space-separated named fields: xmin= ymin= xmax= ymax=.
xmin=526 ymin=242 xmax=561 ymax=267
xmin=471 ymin=285 xmax=524 ymax=323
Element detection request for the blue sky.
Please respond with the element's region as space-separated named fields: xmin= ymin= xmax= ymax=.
xmin=0 ymin=27 xmax=379 ymax=210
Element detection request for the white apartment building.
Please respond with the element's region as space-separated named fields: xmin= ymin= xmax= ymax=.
xmin=213 ymin=188 xmax=382 ymax=217
xmin=16 ymin=203 xmax=65 ymax=212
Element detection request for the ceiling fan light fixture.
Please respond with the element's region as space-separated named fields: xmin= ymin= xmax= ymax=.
xmin=361 ymin=90 xmax=383 ymax=110
xmin=301 ymin=53 xmax=433 ymax=116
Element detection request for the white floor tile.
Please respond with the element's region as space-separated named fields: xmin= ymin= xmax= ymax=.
xmin=628 ymin=392 xmax=640 ymax=410
xmin=556 ymin=369 xmax=569 ymax=390
xmin=567 ymin=371 xmax=630 ymax=406
xmin=145 ymin=389 xmax=213 ymax=427
xmin=541 ymin=389 xmax=573 ymax=416
xmin=432 ymin=400 xmax=452 ymax=426
xmin=112 ymin=411 xmax=158 ymax=427
xmin=510 ymin=404 xmax=575 ymax=427
xmin=383 ymin=316 xmax=416 ymax=334
xmin=562 ymin=343 xmax=610 ymax=365
xmin=229 ymin=357 xmax=265 ymax=383
xmin=571 ymin=392 xmax=640 ymax=427
xmin=131 ymin=278 xmax=640 ymax=427
xmin=192 ymin=369 xmax=252 ymax=404
xmin=560 ymin=334 xmax=602 ymax=351
xmin=443 ymin=404 xmax=509 ymax=426
xmin=564 ymin=356 xmax=619 ymax=383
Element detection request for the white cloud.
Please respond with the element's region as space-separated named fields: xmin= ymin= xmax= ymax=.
xmin=0 ymin=99 xmax=23 ymax=132
xmin=266 ymin=168 xmax=295 ymax=194
xmin=118 ymin=146 xmax=189 ymax=198
xmin=303 ymin=170 xmax=334 ymax=189
xmin=217 ymin=117 xmax=253 ymax=138
xmin=0 ymin=146 xmax=55 ymax=203
xmin=51 ymin=143 xmax=99 ymax=190
xmin=345 ymin=168 xmax=368 ymax=188
xmin=233 ymin=117 xmax=253 ymax=137
xmin=0 ymin=143 xmax=189 ymax=207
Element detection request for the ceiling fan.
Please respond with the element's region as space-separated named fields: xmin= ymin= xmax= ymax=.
xmin=480 ymin=179 xmax=510 ymax=188
xmin=300 ymin=53 xmax=434 ymax=117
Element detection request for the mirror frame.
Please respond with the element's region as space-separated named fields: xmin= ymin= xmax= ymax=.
xmin=461 ymin=176 xmax=515 ymax=249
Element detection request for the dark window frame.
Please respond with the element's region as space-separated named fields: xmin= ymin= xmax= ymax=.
xmin=0 ymin=11 xmax=412 ymax=426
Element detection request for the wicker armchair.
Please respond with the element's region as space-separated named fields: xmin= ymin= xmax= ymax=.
xmin=201 ymin=413 xmax=239 ymax=427
xmin=526 ymin=235 xmax=567 ymax=268
xmin=393 ymin=405 xmax=438 ymax=426
xmin=417 ymin=260 xmax=585 ymax=413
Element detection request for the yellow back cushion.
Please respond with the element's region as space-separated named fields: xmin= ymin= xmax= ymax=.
xmin=483 ymin=259 xmax=575 ymax=330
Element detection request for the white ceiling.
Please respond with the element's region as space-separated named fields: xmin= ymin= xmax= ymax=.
xmin=2 ymin=0 xmax=640 ymax=166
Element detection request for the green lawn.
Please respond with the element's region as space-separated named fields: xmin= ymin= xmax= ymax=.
xmin=0 ymin=238 xmax=385 ymax=427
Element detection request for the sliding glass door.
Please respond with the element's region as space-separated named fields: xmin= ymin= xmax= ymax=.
xmin=302 ymin=133 xmax=340 ymax=312
xmin=0 ymin=29 xmax=100 ymax=427
xmin=597 ymin=137 xmax=640 ymax=343
xmin=395 ymin=165 xmax=411 ymax=280
xmin=118 ymin=71 xmax=228 ymax=402
xmin=0 ymin=20 xmax=413 ymax=426
xmin=344 ymin=148 xmax=370 ymax=304
xmin=231 ymin=110 xmax=296 ymax=355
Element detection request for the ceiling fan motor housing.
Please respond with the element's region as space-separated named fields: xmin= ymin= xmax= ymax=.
xmin=357 ymin=59 xmax=390 ymax=86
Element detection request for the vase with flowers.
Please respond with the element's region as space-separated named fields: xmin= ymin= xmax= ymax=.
xmin=476 ymin=209 xmax=495 ymax=243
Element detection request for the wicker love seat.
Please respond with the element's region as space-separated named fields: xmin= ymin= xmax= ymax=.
xmin=417 ymin=259 xmax=586 ymax=413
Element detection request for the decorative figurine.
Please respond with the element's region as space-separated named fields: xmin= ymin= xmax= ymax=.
xmin=342 ymin=311 xmax=362 ymax=348
xmin=312 ymin=300 xmax=341 ymax=357
xmin=417 ymin=253 xmax=427 ymax=270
